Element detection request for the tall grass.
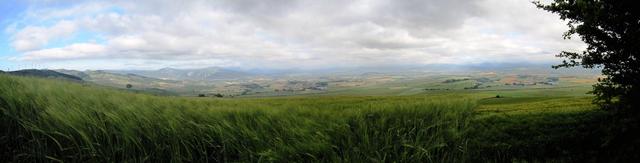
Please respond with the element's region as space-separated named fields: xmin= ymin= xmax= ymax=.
xmin=0 ymin=75 xmax=476 ymax=162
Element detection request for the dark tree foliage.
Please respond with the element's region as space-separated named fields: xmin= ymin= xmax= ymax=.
xmin=126 ymin=84 xmax=132 ymax=89
xmin=536 ymin=0 xmax=640 ymax=111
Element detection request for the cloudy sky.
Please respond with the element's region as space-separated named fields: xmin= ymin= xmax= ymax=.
xmin=0 ymin=0 xmax=584 ymax=70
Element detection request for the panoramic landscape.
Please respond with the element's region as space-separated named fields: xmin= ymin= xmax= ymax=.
xmin=1 ymin=0 xmax=639 ymax=162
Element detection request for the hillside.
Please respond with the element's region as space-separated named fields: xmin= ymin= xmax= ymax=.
xmin=6 ymin=69 xmax=83 ymax=81
xmin=45 ymin=65 xmax=602 ymax=98
xmin=57 ymin=69 xmax=174 ymax=88
xmin=113 ymin=67 xmax=252 ymax=81
xmin=2 ymin=74 xmax=638 ymax=162
xmin=56 ymin=69 xmax=188 ymax=95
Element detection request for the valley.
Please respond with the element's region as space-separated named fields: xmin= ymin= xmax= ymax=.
xmin=45 ymin=64 xmax=600 ymax=98
xmin=2 ymin=69 xmax=635 ymax=162
xmin=2 ymin=0 xmax=638 ymax=162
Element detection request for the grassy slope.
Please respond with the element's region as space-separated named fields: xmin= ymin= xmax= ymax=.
xmin=0 ymin=75 xmax=474 ymax=162
xmin=469 ymin=94 xmax=640 ymax=162
xmin=1 ymin=74 xmax=638 ymax=162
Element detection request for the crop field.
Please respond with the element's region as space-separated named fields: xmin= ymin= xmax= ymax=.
xmin=1 ymin=74 xmax=638 ymax=162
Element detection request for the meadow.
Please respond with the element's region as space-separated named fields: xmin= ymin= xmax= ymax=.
xmin=1 ymin=74 xmax=638 ymax=162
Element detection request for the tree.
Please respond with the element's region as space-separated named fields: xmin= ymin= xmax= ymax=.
xmin=126 ymin=84 xmax=133 ymax=89
xmin=536 ymin=0 xmax=640 ymax=111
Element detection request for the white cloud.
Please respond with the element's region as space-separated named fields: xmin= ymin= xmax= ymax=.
xmin=22 ymin=1 xmax=111 ymax=21
xmin=6 ymin=0 xmax=585 ymax=70
xmin=18 ymin=43 xmax=106 ymax=60
xmin=11 ymin=20 xmax=77 ymax=51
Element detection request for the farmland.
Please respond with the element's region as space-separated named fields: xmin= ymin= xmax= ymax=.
xmin=2 ymin=73 xmax=637 ymax=162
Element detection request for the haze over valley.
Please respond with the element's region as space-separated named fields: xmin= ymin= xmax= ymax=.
xmin=1 ymin=0 xmax=638 ymax=162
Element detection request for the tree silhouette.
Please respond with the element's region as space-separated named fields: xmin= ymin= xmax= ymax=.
xmin=536 ymin=0 xmax=640 ymax=111
xmin=126 ymin=84 xmax=132 ymax=89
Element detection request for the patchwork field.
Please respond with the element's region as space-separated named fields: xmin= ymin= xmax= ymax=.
xmin=1 ymin=74 xmax=637 ymax=162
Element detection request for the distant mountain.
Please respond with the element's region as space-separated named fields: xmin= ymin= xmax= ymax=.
xmin=112 ymin=67 xmax=252 ymax=81
xmin=57 ymin=69 xmax=155 ymax=81
xmin=7 ymin=69 xmax=83 ymax=81
xmin=55 ymin=69 xmax=181 ymax=95
xmin=56 ymin=69 xmax=178 ymax=87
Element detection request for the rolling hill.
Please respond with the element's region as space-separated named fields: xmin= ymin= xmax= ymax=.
xmin=55 ymin=69 xmax=181 ymax=95
xmin=112 ymin=67 xmax=253 ymax=81
xmin=5 ymin=69 xmax=83 ymax=81
xmin=2 ymin=73 xmax=638 ymax=162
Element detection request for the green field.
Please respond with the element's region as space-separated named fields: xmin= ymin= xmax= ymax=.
xmin=1 ymin=74 xmax=638 ymax=162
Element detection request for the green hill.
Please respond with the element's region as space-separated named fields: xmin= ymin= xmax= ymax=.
xmin=114 ymin=67 xmax=252 ymax=81
xmin=6 ymin=69 xmax=83 ymax=81
xmin=1 ymin=74 xmax=638 ymax=162
xmin=56 ymin=69 xmax=180 ymax=95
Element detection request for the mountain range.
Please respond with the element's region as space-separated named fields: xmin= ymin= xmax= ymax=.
xmin=110 ymin=67 xmax=252 ymax=81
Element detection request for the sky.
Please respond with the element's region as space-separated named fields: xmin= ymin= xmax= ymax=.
xmin=0 ymin=0 xmax=585 ymax=71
